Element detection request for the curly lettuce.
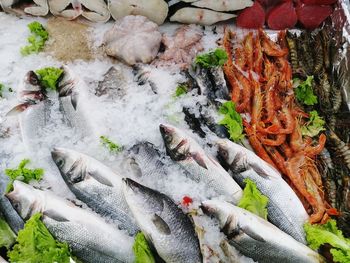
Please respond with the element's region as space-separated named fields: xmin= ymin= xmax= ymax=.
xmin=238 ymin=179 xmax=269 ymax=220
xmin=21 ymin=21 xmax=49 ymax=56
xmin=133 ymin=232 xmax=155 ymax=263
xmin=7 ymin=213 xmax=71 ymax=263
xmin=304 ymin=219 xmax=350 ymax=263
xmin=195 ymin=48 xmax=228 ymax=68
xmin=0 ymin=217 xmax=16 ymax=249
xmin=5 ymin=159 xmax=44 ymax=193
xmin=301 ymin=111 xmax=326 ymax=137
xmin=294 ymin=76 xmax=318 ymax=106
xmin=218 ymin=101 xmax=244 ymax=142
xmin=36 ymin=67 xmax=64 ymax=91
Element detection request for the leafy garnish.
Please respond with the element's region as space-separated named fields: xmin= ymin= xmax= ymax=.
xmin=100 ymin=136 xmax=123 ymax=153
xmin=0 ymin=217 xmax=16 ymax=249
xmin=238 ymin=179 xmax=269 ymax=220
xmin=5 ymin=159 xmax=44 ymax=193
xmin=0 ymin=83 xmax=4 ymax=98
xmin=294 ymin=76 xmax=318 ymax=106
xmin=174 ymin=84 xmax=188 ymax=97
xmin=36 ymin=67 xmax=64 ymax=91
xmin=21 ymin=21 xmax=49 ymax=56
xmin=8 ymin=213 xmax=71 ymax=263
xmin=304 ymin=219 xmax=350 ymax=263
xmin=195 ymin=48 xmax=228 ymax=68
xmin=218 ymin=101 xmax=244 ymax=142
xmin=133 ymin=232 xmax=155 ymax=263
xmin=301 ymin=111 xmax=326 ymax=137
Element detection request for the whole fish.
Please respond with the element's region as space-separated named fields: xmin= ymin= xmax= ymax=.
xmin=57 ymin=65 xmax=98 ymax=138
xmin=51 ymin=147 xmax=139 ymax=236
xmin=202 ymin=200 xmax=324 ymax=263
xmin=160 ymin=124 xmax=242 ymax=203
xmin=6 ymin=180 xmax=134 ymax=263
xmin=217 ymin=139 xmax=309 ymax=243
xmin=123 ymin=178 xmax=202 ymax=263
xmin=6 ymin=71 xmax=71 ymax=196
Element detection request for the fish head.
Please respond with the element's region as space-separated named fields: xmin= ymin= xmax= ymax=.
xmin=5 ymin=181 xmax=42 ymax=220
xmin=51 ymin=147 xmax=87 ymax=185
xmin=57 ymin=66 xmax=76 ymax=96
xmin=123 ymin=178 xmax=173 ymax=235
xmin=159 ymin=124 xmax=191 ymax=161
xmin=201 ymin=200 xmax=238 ymax=236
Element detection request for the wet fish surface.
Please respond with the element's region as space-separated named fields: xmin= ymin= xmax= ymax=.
xmin=217 ymin=139 xmax=309 ymax=243
xmin=6 ymin=180 xmax=135 ymax=263
xmin=202 ymin=200 xmax=324 ymax=263
xmin=51 ymin=147 xmax=139 ymax=236
xmin=160 ymin=124 xmax=242 ymax=203
xmin=123 ymin=178 xmax=202 ymax=263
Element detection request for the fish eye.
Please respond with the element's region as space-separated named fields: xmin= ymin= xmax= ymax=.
xmin=56 ymin=158 xmax=65 ymax=169
xmin=164 ymin=134 xmax=173 ymax=144
xmin=12 ymin=200 xmax=21 ymax=213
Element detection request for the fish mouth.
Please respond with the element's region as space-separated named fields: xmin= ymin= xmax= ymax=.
xmin=123 ymin=178 xmax=141 ymax=192
xmin=51 ymin=148 xmax=66 ymax=170
xmin=159 ymin=124 xmax=174 ymax=138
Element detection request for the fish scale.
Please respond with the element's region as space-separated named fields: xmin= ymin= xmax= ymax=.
xmin=217 ymin=139 xmax=309 ymax=244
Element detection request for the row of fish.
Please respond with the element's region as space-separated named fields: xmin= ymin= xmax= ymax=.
xmin=2 ymin=122 xmax=325 ymax=262
xmin=0 ymin=0 xmax=253 ymax=25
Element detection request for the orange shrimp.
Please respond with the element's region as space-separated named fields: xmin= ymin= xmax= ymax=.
xmin=258 ymin=133 xmax=286 ymax=146
xmin=275 ymin=106 xmax=295 ymax=134
xmin=264 ymin=75 xmax=278 ymax=123
xmin=304 ymin=134 xmax=326 ymax=157
xmin=253 ymin=34 xmax=263 ymax=80
xmin=265 ymin=146 xmax=287 ymax=174
xmin=235 ymin=47 xmax=246 ymax=70
xmin=259 ymin=29 xmax=289 ymax=57
xmin=244 ymin=121 xmax=277 ymax=168
xmin=243 ymin=32 xmax=254 ymax=71
xmin=290 ymin=121 xmax=305 ymax=152
xmin=234 ymin=65 xmax=252 ymax=113
xmin=223 ymin=28 xmax=234 ymax=68
xmin=279 ymin=142 xmax=294 ymax=159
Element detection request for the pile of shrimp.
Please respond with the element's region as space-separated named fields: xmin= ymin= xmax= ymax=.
xmin=222 ymin=29 xmax=337 ymax=224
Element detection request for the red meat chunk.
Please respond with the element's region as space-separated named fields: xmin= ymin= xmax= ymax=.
xmin=267 ymin=2 xmax=298 ymax=30
xmin=237 ymin=1 xmax=265 ymax=29
xmin=297 ymin=4 xmax=333 ymax=29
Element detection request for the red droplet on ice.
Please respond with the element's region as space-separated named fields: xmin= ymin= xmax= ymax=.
xmin=182 ymin=196 xmax=193 ymax=206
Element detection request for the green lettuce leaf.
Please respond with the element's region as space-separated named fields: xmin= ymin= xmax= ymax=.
xmin=294 ymin=76 xmax=318 ymax=106
xmin=304 ymin=219 xmax=350 ymax=263
xmin=0 ymin=217 xmax=16 ymax=249
xmin=36 ymin=67 xmax=64 ymax=91
xmin=218 ymin=101 xmax=244 ymax=142
xmin=21 ymin=21 xmax=49 ymax=56
xmin=173 ymin=84 xmax=188 ymax=98
xmin=238 ymin=179 xmax=269 ymax=220
xmin=301 ymin=111 xmax=326 ymax=137
xmin=7 ymin=213 xmax=71 ymax=263
xmin=5 ymin=159 xmax=44 ymax=193
xmin=195 ymin=48 xmax=228 ymax=68
xmin=100 ymin=136 xmax=123 ymax=153
xmin=133 ymin=232 xmax=155 ymax=263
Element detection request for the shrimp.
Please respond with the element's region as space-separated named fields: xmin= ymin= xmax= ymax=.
xmin=259 ymin=29 xmax=288 ymax=57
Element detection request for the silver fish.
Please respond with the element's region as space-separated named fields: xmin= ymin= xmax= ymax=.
xmin=217 ymin=139 xmax=309 ymax=244
xmin=57 ymin=65 xmax=97 ymax=138
xmin=202 ymin=200 xmax=324 ymax=263
xmin=95 ymin=66 xmax=127 ymax=98
xmin=159 ymin=124 xmax=242 ymax=203
xmin=123 ymin=178 xmax=202 ymax=263
xmin=51 ymin=147 xmax=139 ymax=236
xmin=6 ymin=180 xmax=134 ymax=263
xmin=0 ymin=194 xmax=24 ymax=234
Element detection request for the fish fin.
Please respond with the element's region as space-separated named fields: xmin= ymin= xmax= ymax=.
xmin=250 ymin=163 xmax=270 ymax=178
xmin=151 ymin=214 xmax=171 ymax=235
xmin=43 ymin=209 xmax=69 ymax=222
xmin=71 ymin=92 xmax=78 ymax=110
xmin=241 ymin=226 xmax=265 ymax=243
xmin=222 ymin=214 xmax=235 ymax=237
xmin=89 ymin=171 xmax=114 ymax=187
xmin=191 ymin=153 xmax=208 ymax=170
xmin=6 ymin=103 xmax=33 ymax=116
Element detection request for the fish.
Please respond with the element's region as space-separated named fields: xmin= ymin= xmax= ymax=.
xmin=217 ymin=139 xmax=309 ymax=244
xmin=95 ymin=66 xmax=127 ymax=98
xmin=57 ymin=65 xmax=98 ymax=138
xmin=123 ymin=178 xmax=202 ymax=263
xmin=159 ymin=124 xmax=242 ymax=203
xmin=170 ymin=7 xmax=236 ymax=26
xmin=51 ymin=147 xmax=139 ymax=236
xmin=0 ymin=194 xmax=24 ymax=234
xmin=127 ymin=141 xmax=168 ymax=180
xmin=192 ymin=0 xmax=253 ymax=12
xmin=6 ymin=180 xmax=135 ymax=263
xmin=201 ymin=200 xmax=324 ymax=263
